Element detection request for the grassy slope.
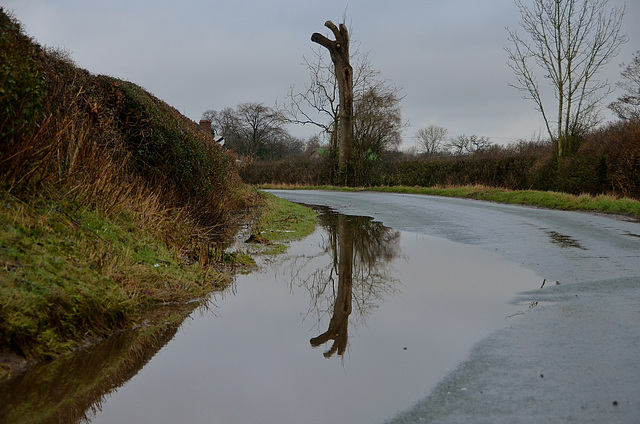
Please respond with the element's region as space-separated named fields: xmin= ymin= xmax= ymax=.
xmin=0 ymin=189 xmax=317 ymax=418
xmin=0 ymin=193 xmax=223 ymax=359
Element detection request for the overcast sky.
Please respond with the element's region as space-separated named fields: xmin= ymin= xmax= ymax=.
xmin=3 ymin=0 xmax=639 ymax=148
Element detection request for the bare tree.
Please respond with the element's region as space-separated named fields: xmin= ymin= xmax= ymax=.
xmin=506 ymin=0 xmax=627 ymax=158
xmin=304 ymin=213 xmax=401 ymax=358
xmin=312 ymin=20 xmax=354 ymax=184
xmin=447 ymin=134 xmax=491 ymax=155
xmin=447 ymin=135 xmax=467 ymax=156
xmin=609 ymin=50 xmax=640 ymax=121
xmin=237 ymin=103 xmax=286 ymax=156
xmin=201 ymin=103 xmax=290 ymax=159
xmin=415 ymin=125 xmax=448 ymax=155
xmin=284 ymin=47 xmax=340 ymax=152
xmin=287 ymin=32 xmax=405 ymax=185
xmin=353 ymin=83 xmax=406 ymax=185
xmin=469 ymin=135 xmax=492 ymax=153
xmin=202 ymin=107 xmax=240 ymax=142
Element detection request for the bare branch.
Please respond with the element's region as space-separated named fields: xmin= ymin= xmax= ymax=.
xmin=506 ymin=0 xmax=627 ymax=158
xmin=609 ymin=50 xmax=640 ymax=121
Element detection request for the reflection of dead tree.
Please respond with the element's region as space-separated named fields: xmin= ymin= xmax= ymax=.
xmin=310 ymin=215 xmax=353 ymax=357
xmin=306 ymin=211 xmax=401 ymax=357
xmin=350 ymin=217 xmax=401 ymax=321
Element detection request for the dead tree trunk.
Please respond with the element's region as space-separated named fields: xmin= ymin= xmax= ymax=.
xmin=312 ymin=21 xmax=354 ymax=185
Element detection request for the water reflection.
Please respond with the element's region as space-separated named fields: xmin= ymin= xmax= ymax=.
xmin=0 ymin=208 xmax=542 ymax=424
xmin=305 ymin=210 xmax=401 ymax=357
xmin=0 ymin=304 xmax=199 ymax=424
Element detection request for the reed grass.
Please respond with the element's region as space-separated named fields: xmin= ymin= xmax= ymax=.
xmin=0 ymin=105 xmax=235 ymax=364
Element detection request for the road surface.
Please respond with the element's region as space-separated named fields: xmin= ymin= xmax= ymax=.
xmin=267 ymin=190 xmax=640 ymax=424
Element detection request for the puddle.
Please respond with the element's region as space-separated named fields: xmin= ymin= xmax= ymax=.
xmin=1 ymin=209 xmax=541 ymax=424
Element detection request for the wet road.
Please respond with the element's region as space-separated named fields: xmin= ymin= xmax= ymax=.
xmin=267 ymin=190 xmax=640 ymax=423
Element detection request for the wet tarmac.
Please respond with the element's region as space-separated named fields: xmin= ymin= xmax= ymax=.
xmin=268 ymin=190 xmax=640 ymax=423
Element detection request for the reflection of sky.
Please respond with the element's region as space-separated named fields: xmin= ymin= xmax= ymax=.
xmin=89 ymin=224 xmax=539 ymax=424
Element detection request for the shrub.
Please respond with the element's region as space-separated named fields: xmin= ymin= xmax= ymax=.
xmin=0 ymin=11 xmax=46 ymax=143
xmin=240 ymin=156 xmax=333 ymax=186
xmin=580 ymin=120 xmax=640 ymax=198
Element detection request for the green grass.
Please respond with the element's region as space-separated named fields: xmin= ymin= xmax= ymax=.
xmin=0 ymin=189 xmax=316 ymax=378
xmin=249 ymin=192 xmax=317 ymax=247
xmin=0 ymin=192 xmax=229 ymax=363
xmin=258 ymin=184 xmax=640 ymax=221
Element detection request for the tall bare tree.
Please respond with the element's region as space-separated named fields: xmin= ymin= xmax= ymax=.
xmin=415 ymin=125 xmax=448 ymax=155
xmin=312 ymin=20 xmax=354 ymax=184
xmin=353 ymin=84 xmax=406 ymax=185
xmin=287 ymin=30 xmax=404 ymax=185
xmin=609 ymin=50 xmax=640 ymax=121
xmin=306 ymin=213 xmax=400 ymax=358
xmin=506 ymin=0 xmax=627 ymax=159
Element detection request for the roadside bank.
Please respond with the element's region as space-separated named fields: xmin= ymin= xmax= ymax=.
xmin=0 ymin=191 xmax=316 ymax=381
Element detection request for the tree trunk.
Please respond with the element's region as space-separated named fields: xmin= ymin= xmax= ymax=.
xmin=312 ymin=21 xmax=354 ymax=185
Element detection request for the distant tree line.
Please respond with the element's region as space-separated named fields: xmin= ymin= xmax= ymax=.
xmin=240 ymin=117 xmax=640 ymax=199
xmin=201 ymin=103 xmax=309 ymax=161
xmin=211 ymin=2 xmax=640 ymax=197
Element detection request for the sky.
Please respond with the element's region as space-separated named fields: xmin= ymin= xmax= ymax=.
xmin=3 ymin=0 xmax=639 ymax=149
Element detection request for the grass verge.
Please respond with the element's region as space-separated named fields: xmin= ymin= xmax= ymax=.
xmin=0 ymin=190 xmax=316 ymax=380
xmin=258 ymin=184 xmax=640 ymax=221
xmin=252 ymin=192 xmax=317 ymax=241
xmin=244 ymin=192 xmax=317 ymax=255
xmin=0 ymin=192 xmax=227 ymax=363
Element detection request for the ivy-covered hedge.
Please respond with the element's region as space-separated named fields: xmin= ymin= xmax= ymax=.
xmin=0 ymin=10 xmax=45 ymax=142
xmin=1 ymin=8 xmax=248 ymax=227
